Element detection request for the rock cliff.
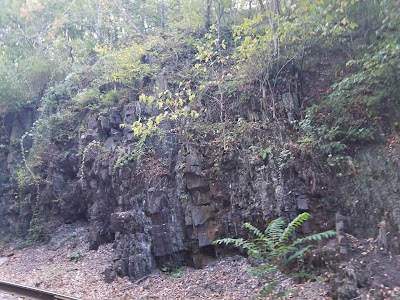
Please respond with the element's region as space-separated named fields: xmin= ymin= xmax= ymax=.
xmin=0 ymin=74 xmax=399 ymax=288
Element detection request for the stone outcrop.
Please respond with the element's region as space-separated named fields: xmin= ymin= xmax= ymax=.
xmin=0 ymin=85 xmax=399 ymax=289
xmin=0 ymin=99 xmax=318 ymax=280
xmin=335 ymin=146 xmax=400 ymax=253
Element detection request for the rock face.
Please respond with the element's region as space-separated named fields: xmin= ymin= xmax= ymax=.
xmin=335 ymin=146 xmax=400 ymax=253
xmin=75 ymin=106 xmax=189 ymax=279
xmin=0 ymin=108 xmax=36 ymax=238
xmin=0 ymin=101 xmax=313 ymax=280
xmin=0 ymin=90 xmax=399 ymax=285
xmin=334 ymin=268 xmax=359 ymax=300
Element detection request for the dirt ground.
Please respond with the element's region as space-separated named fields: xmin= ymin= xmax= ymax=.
xmin=0 ymin=223 xmax=399 ymax=300
xmin=0 ymin=223 xmax=334 ymax=300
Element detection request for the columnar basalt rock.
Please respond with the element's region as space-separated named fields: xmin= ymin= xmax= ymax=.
xmin=0 ymin=94 xmax=399 ymax=289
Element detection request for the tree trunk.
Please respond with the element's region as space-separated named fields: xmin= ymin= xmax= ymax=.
xmin=219 ymin=92 xmax=226 ymax=150
xmin=212 ymin=0 xmax=222 ymax=46
xmin=248 ymin=0 xmax=252 ymax=19
xmin=96 ymin=0 xmax=103 ymax=40
xmin=160 ymin=0 xmax=165 ymax=29
xmin=258 ymin=0 xmax=266 ymax=12
xmin=275 ymin=0 xmax=281 ymax=15
xmin=205 ymin=0 xmax=211 ymax=31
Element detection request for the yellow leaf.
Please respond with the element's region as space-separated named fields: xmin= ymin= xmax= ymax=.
xmin=349 ymin=22 xmax=358 ymax=30
xmin=147 ymin=96 xmax=155 ymax=105
xmin=190 ymin=110 xmax=199 ymax=118
xmin=139 ymin=94 xmax=147 ymax=102
xmin=155 ymin=115 xmax=163 ymax=124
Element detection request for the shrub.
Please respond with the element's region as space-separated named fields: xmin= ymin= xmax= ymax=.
xmin=72 ymin=88 xmax=100 ymax=111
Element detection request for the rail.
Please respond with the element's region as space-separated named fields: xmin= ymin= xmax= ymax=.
xmin=0 ymin=280 xmax=81 ymax=300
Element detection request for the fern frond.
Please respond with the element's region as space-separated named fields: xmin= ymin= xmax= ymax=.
xmin=280 ymin=245 xmax=313 ymax=267
xmin=264 ymin=217 xmax=285 ymax=244
xmin=278 ymin=212 xmax=310 ymax=246
xmin=254 ymin=236 xmax=275 ymax=251
xmin=244 ymin=222 xmax=265 ymax=239
xmin=287 ymin=272 xmax=320 ymax=281
xmin=292 ymin=230 xmax=336 ymax=246
xmin=212 ymin=238 xmax=261 ymax=258
xmin=250 ymin=264 xmax=278 ymax=278
xmin=213 ymin=237 xmax=248 ymax=248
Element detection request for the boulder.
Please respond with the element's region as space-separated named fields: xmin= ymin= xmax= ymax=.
xmin=334 ymin=268 xmax=359 ymax=300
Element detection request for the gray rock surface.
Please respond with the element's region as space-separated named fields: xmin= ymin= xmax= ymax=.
xmin=0 ymin=95 xmax=399 ymax=287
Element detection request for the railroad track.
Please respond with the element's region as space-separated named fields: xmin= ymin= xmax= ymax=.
xmin=0 ymin=280 xmax=81 ymax=300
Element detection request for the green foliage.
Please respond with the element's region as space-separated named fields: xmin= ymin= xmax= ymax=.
xmin=69 ymin=251 xmax=84 ymax=262
xmin=72 ymin=88 xmax=100 ymax=111
xmin=113 ymin=139 xmax=147 ymax=172
xmin=40 ymin=70 xmax=85 ymax=113
xmin=195 ymin=27 xmax=235 ymax=94
xmin=0 ymin=54 xmax=58 ymax=113
xmin=231 ymin=0 xmax=365 ymax=121
xmin=298 ymin=116 xmax=319 ymax=148
xmin=31 ymin=111 xmax=78 ymax=149
xmin=304 ymin=0 xmax=400 ymax=173
xmin=278 ymin=149 xmax=295 ymax=170
xmin=167 ymin=267 xmax=185 ymax=278
xmin=79 ymin=140 xmax=101 ymax=179
xmin=310 ymin=37 xmax=400 ymax=144
xmin=213 ymin=213 xmax=336 ymax=297
xmin=130 ymin=82 xmax=198 ymax=140
xmin=102 ymin=42 xmax=154 ymax=85
xmin=233 ymin=0 xmax=342 ymax=78
xmin=101 ymin=90 xmax=126 ymax=107
xmin=15 ymin=167 xmax=37 ymax=191
xmin=249 ymin=145 xmax=273 ymax=160
xmin=193 ymin=27 xmax=237 ymax=148
xmin=20 ymin=207 xmax=48 ymax=247
xmin=14 ymin=109 xmax=80 ymax=199
xmin=178 ymin=193 xmax=191 ymax=202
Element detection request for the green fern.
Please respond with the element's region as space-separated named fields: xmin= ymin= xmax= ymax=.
xmin=278 ymin=212 xmax=310 ymax=246
xmin=265 ymin=217 xmax=285 ymax=245
xmin=213 ymin=213 xmax=336 ymax=297
xmin=213 ymin=237 xmax=260 ymax=258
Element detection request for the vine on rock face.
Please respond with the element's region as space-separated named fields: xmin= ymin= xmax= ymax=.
xmin=213 ymin=212 xmax=336 ymax=297
xmin=20 ymin=131 xmax=40 ymax=194
xmin=79 ymin=140 xmax=101 ymax=180
xmin=19 ymin=129 xmax=46 ymax=244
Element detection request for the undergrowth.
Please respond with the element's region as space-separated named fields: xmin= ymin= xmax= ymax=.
xmin=213 ymin=212 xmax=336 ymax=298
